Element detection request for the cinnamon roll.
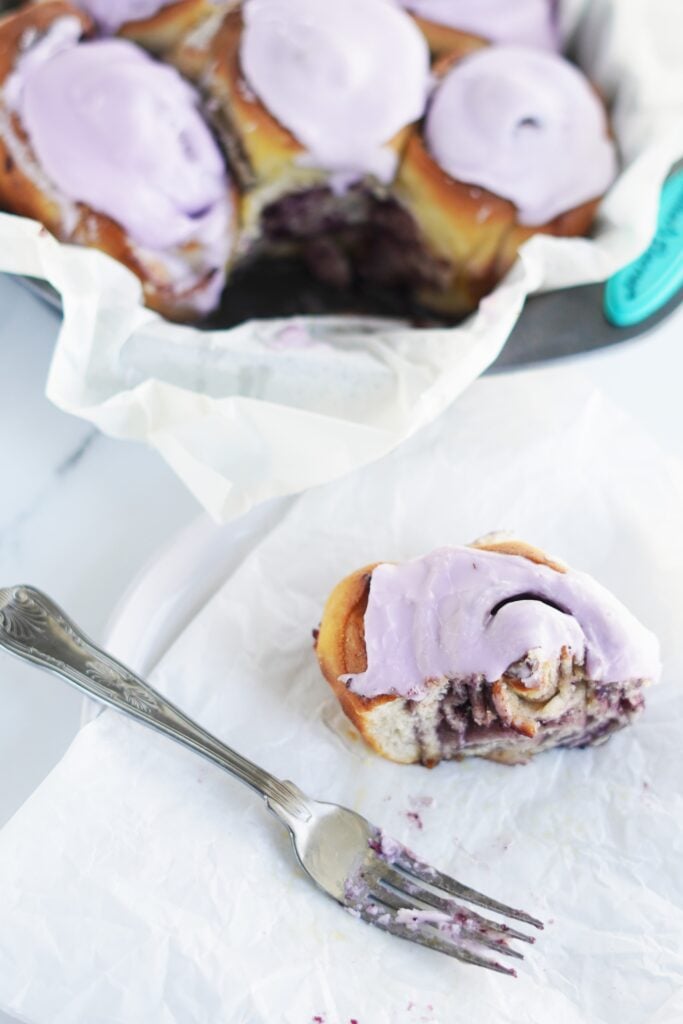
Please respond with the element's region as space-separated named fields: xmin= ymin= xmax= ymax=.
xmin=316 ymin=538 xmax=660 ymax=767
xmin=71 ymin=0 xmax=223 ymax=55
xmin=397 ymin=0 xmax=559 ymax=59
xmin=0 ymin=2 xmax=235 ymax=320
xmin=172 ymin=0 xmax=430 ymax=281
xmin=391 ymin=46 xmax=618 ymax=315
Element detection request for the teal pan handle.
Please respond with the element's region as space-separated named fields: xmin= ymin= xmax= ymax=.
xmin=604 ymin=169 xmax=683 ymax=328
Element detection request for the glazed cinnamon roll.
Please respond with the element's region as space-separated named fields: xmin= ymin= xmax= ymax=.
xmin=397 ymin=0 xmax=559 ymax=59
xmin=71 ymin=0 xmax=223 ymax=54
xmin=390 ymin=46 xmax=618 ymax=315
xmin=316 ymin=538 xmax=659 ymax=767
xmin=172 ymin=0 xmax=430 ymax=281
xmin=0 ymin=2 xmax=235 ymax=320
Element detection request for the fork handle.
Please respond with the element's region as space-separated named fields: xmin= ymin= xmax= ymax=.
xmin=0 ymin=586 xmax=311 ymax=825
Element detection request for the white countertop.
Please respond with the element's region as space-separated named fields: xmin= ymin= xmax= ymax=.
xmin=0 ymin=271 xmax=681 ymax=1024
xmin=0 ymin=274 xmax=197 ymax=829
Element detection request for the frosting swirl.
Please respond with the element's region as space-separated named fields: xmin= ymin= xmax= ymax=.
xmin=240 ymin=0 xmax=430 ymax=183
xmin=399 ymin=0 xmax=558 ymax=50
xmin=424 ymin=46 xmax=617 ymax=225
xmin=10 ymin=31 xmax=232 ymax=255
xmin=73 ymin=0 xmax=174 ymax=33
xmin=346 ymin=546 xmax=660 ymax=700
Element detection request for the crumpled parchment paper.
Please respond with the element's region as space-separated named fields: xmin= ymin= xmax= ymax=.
xmin=0 ymin=0 xmax=682 ymax=522
xmin=0 ymin=363 xmax=682 ymax=1024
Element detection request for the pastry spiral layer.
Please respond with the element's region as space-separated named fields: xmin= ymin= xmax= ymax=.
xmin=72 ymin=0 xmax=217 ymax=53
xmin=0 ymin=2 xmax=233 ymax=318
xmin=316 ymin=539 xmax=659 ymax=766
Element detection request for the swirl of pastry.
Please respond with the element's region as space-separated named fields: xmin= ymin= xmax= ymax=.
xmin=240 ymin=0 xmax=430 ymax=183
xmin=424 ymin=46 xmax=617 ymax=226
xmin=72 ymin=0 xmax=218 ymax=49
xmin=10 ymin=31 xmax=231 ymax=256
xmin=344 ymin=545 xmax=659 ymax=700
xmin=399 ymin=0 xmax=558 ymax=50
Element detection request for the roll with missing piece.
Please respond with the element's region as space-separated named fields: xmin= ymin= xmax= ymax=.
xmin=316 ymin=538 xmax=659 ymax=766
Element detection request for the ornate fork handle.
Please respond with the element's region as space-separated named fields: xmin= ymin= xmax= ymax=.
xmin=0 ymin=586 xmax=311 ymax=826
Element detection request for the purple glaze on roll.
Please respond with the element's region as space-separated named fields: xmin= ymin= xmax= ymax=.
xmin=240 ymin=0 xmax=430 ymax=183
xmin=8 ymin=28 xmax=232 ymax=258
xmin=424 ymin=46 xmax=618 ymax=226
xmin=399 ymin=0 xmax=558 ymax=50
xmin=345 ymin=546 xmax=661 ymax=700
xmin=72 ymin=0 xmax=175 ymax=33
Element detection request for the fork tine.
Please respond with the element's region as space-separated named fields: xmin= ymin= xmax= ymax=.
xmin=357 ymin=905 xmax=517 ymax=976
xmin=376 ymin=864 xmax=536 ymax=944
xmin=369 ymin=886 xmax=525 ymax=961
xmin=390 ymin=847 xmax=543 ymax=930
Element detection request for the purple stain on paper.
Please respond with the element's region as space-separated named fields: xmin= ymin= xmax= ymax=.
xmin=268 ymin=322 xmax=317 ymax=351
xmin=405 ymin=795 xmax=434 ymax=829
xmin=412 ymin=795 xmax=435 ymax=808
xmin=406 ymin=1003 xmax=438 ymax=1021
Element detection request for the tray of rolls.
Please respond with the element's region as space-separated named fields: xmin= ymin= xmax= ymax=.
xmin=0 ymin=0 xmax=626 ymax=324
xmin=0 ymin=0 xmax=681 ymax=521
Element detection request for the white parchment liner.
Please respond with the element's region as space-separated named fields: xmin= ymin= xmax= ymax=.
xmin=0 ymin=363 xmax=682 ymax=1023
xmin=0 ymin=0 xmax=682 ymax=521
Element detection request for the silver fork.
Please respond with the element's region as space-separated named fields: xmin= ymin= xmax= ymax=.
xmin=0 ymin=586 xmax=542 ymax=975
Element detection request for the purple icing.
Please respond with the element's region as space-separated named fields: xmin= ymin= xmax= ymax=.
xmin=399 ymin=0 xmax=559 ymax=50
xmin=345 ymin=546 xmax=661 ymax=701
xmin=8 ymin=24 xmax=233 ymax=259
xmin=424 ymin=46 xmax=618 ymax=226
xmin=240 ymin=0 xmax=430 ymax=183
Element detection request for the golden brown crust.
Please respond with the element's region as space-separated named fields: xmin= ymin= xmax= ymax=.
xmin=0 ymin=3 xmax=91 ymax=77
xmin=315 ymin=539 xmax=567 ymax=755
xmin=0 ymin=2 xmax=232 ymax=322
xmin=500 ymin=196 xmax=601 ymax=273
xmin=208 ymin=7 xmax=305 ymax=183
xmin=411 ymin=14 xmax=489 ymax=60
xmin=0 ymin=5 xmax=94 ymax=253
xmin=315 ymin=564 xmax=401 ymax=758
xmin=119 ymin=0 xmax=218 ymax=54
xmin=395 ymin=129 xmax=604 ymax=315
xmin=394 ymin=133 xmax=517 ymax=314
xmin=470 ymin=537 xmax=567 ymax=574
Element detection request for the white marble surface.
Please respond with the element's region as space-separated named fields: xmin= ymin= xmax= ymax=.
xmin=0 ymin=274 xmax=197 ymax=829
xmin=0 ymin=271 xmax=681 ymax=1024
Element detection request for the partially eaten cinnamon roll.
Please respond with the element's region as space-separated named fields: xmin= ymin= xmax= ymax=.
xmin=315 ymin=537 xmax=660 ymax=766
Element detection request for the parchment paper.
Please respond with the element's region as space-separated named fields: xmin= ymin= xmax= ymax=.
xmin=0 ymin=363 xmax=682 ymax=1024
xmin=0 ymin=0 xmax=682 ymax=522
